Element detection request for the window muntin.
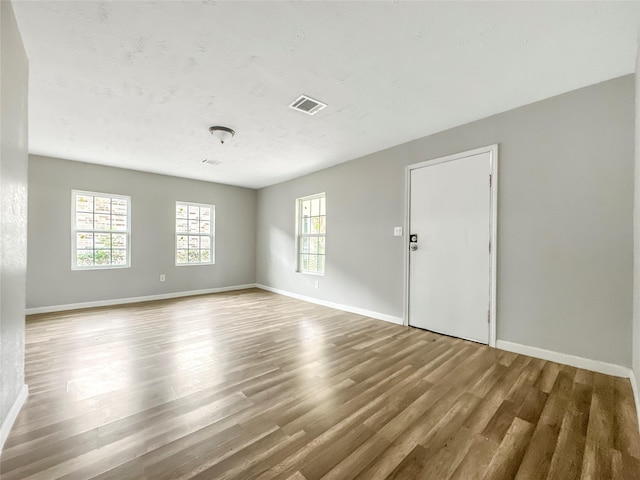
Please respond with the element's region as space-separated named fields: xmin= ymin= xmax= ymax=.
xmin=176 ymin=201 xmax=214 ymax=265
xmin=72 ymin=190 xmax=131 ymax=269
xmin=297 ymin=193 xmax=326 ymax=274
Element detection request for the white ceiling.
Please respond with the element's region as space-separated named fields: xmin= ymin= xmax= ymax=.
xmin=12 ymin=1 xmax=640 ymax=189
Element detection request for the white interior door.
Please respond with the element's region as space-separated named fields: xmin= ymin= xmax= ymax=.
xmin=408 ymin=149 xmax=494 ymax=344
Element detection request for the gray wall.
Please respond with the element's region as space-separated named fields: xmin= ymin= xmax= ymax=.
xmin=633 ymin=44 xmax=639 ymax=393
xmin=257 ymin=75 xmax=635 ymax=367
xmin=27 ymin=156 xmax=256 ymax=308
xmin=1 ymin=0 xmax=28 ymax=437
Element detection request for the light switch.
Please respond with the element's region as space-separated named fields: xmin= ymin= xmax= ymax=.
xmin=393 ymin=227 xmax=403 ymax=236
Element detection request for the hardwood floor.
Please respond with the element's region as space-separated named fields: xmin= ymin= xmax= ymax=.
xmin=2 ymin=288 xmax=639 ymax=479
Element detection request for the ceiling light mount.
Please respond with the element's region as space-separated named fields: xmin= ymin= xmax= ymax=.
xmin=209 ymin=126 xmax=235 ymax=144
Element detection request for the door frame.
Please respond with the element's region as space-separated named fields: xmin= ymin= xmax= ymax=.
xmin=403 ymin=144 xmax=498 ymax=347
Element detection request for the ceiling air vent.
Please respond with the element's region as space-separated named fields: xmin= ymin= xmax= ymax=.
xmin=201 ymin=159 xmax=222 ymax=166
xmin=288 ymin=94 xmax=327 ymax=116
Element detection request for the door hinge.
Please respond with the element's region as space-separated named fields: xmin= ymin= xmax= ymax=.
xmin=489 ymin=174 xmax=492 ymax=187
xmin=487 ymin=311 xmax=490 ymax=323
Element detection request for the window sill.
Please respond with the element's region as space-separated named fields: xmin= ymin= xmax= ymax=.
xmin=175 ymin=262 xmax=215 ymax=267
xmin=72 ymin=265 xmax=131 ymax=271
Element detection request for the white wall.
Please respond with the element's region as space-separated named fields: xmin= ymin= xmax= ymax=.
xmin=27 ymin=156 xmax=257 ymax=309
xmin=1 ymin=0 xmax=29 ymax=447
xmin=257 ymin=75 xmax=635 ymax=368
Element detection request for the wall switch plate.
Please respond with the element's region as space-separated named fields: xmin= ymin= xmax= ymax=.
xmin=314 ymin=280 xmax=319 ymax=288
xmin=393 ymin=227 xmax=403 ymax=236
xmin=160 ymin=274 xmax=165 ymax=282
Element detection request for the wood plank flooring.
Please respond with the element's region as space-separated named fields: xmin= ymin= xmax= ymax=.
xmin=1 ymin=288 xmax=639 ymax=479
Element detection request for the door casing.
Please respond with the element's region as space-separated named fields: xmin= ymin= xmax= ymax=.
xmin=402 ymin=144 xmax=498 ymax=347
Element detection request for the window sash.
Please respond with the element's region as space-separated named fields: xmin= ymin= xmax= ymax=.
xmin=296 ymin=193 xmax=326 ymax=274
xmin=71 ymin=190 xmax=131 ymax=270
xmin=176 ymin=201 xmax=215 ymax=266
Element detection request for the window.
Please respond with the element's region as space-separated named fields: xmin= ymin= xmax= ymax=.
xmin=176 ymin=201 xmax=214 ymax=265
xmin=296 ymin=193 xmax=326 ymax=274
xmin=72 ymin=190 xmax=130 ymax=269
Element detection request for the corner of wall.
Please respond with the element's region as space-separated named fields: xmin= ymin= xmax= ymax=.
xmin=0 ymin=385 xmax=27 ymax=452
xmin=0 ymin=0 xmax=29 ymax=450
xmin=632 ymin=22 xmax=640 ymax=433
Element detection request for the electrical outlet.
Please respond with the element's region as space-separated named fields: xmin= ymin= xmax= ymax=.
xmin=394 ymin=227 xmax=403 ymax=236
xmin=160 ymin=274 xmax=165 ymax=282
xmin=314 ymin=280 xmax=319 ymax=288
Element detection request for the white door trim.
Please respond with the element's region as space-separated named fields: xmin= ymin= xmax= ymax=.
xmin=403 ymin=144 xmax=498 ymax=347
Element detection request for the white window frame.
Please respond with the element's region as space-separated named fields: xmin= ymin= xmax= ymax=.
xmin=71 ymin=190 xmax=131 ymax=270
xmin=296 ymin=192 xmax=326 ymax=275
xmin=175 ymin=201 xmax=215 ymax=266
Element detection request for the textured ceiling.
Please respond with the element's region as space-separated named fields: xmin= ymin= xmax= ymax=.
xmin=12 ymin=1 xmax=640 ymax=189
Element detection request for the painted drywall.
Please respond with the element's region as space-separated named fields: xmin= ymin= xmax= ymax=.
xmin=12 ymin=2 xmax=640 ymax=189
xmin=257 ymin=75 xmax=635 ymax=367
xmin=632 ymin=30 xmax=639 ymax=420
xmin=27 ymin=156 xmax=256 ymax=309
xmin=1 ymin=0 xmax=28 ymax=442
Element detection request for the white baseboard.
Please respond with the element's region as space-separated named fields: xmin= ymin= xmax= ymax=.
xmin=496 ymin=340 xmax=631 ymax=378
xmin=1 ymin=384 xmax=28 ymax=453
xmin=25 ymin=284 xmax=257 ymax=315
xmin=255 ymin=284 xmax=403 ymax=325
xmin=631 ymin=370 xmax=640 ymax=435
